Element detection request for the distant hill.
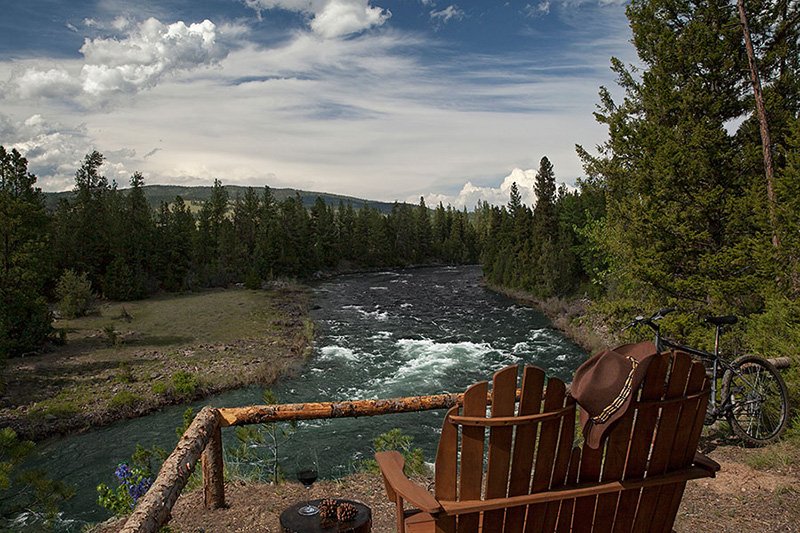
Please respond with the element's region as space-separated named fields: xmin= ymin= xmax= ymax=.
xmin=44 ymin=184 xmax=403 ymax=214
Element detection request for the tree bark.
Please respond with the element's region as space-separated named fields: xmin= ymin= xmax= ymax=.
xmin=216 ymin=390 xmax=520 ymax=427
xmin=738 ymin=0 xmax=781 ymax=250
xmin=120 ymin=406 xmax=220 ymax=533
xmin=202 ymin=420 xmax=225 ymax=509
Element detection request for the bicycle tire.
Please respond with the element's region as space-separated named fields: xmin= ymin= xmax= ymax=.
xmin=721 ymin=355 xmax=789 ymax=446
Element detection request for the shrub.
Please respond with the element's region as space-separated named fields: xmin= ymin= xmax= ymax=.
xmin=115 ymin=362 xmax=134 ymax=384
xmin=56 ymin=270 xmax=94 ymax=319
xmin=29 ymin=398 xmax=79 ymax=419
xmin=361 ymin=428 xmax=428 ymax=477
xmin=103 ymin=324 xmax=120 ymax=347
xmin=151 ymin=381 xmax=168 ymax=395
xmin=172 ymin=371 xmax=199 ymax=399
xmin=109 ymin=391 xmax=140 ymax=411
xmin=244 ymin=268 xmax=261 ymax=290
xmin=0 ymin=290 xmax=53 ymax=358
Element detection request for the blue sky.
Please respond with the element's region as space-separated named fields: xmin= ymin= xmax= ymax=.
xmin=0 ymin=0 xmax=634 ymax=206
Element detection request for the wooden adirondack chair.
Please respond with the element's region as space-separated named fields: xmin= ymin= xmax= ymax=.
xmin=375 ymin=351 xmax=720 ymax=533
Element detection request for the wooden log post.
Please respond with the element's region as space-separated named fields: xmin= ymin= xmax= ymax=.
xmin=202 ymin=418 xmax=225 ymax=509
xmin=120 ymin=406 xmax=220 ymax=533
xmin=768 ymin=357 xmax=791 ymax=370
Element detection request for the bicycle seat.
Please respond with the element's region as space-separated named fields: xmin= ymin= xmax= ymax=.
xmin=705 ymin=315 xmax=738 ymax=326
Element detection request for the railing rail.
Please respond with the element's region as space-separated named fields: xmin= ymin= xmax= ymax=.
xmin=120 ymin=390 xmax=517 ymax=532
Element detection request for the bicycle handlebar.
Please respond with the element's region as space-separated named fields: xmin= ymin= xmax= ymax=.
xmin=623 ymin=307 xmax=675 ymax=333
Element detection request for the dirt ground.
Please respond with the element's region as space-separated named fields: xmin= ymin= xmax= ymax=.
xmin=95 ymin=439 xmax=799 ymax=533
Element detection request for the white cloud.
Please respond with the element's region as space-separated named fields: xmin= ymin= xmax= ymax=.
xmin=523 ymin=1 xmax=550 ymax=17
xmin=111 ymin=15 xmax=131 ymax=31
xmin=11 ymin=68 xmax=82 ymax=99
xmin=6 ymin=18 xmax=231 ymax=103
xmin=245 ymin=0 xmax=391 ymax=39
xmin=418 ymin=168 xmax=576 ymax=210
xmin=0 ymin=113 xmax=100 ymax=190
xmin=79 ymin=18 xmax=228 ymax=95
xmin=430 ymin=5 xmax=464 ymax=24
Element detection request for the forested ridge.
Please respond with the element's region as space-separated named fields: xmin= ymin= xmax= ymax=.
xmin=0 ymin=148 xmax=480 ymax=359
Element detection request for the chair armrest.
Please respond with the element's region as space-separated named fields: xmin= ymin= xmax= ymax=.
xmin=375 ymin=451 xmax=442 ymax=514
xmin=693 ymin=452 xmax=720 ymax=475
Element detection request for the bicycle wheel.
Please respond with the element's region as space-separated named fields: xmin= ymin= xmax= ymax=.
xmin=721 ymin=355 xmax=789 ymax=446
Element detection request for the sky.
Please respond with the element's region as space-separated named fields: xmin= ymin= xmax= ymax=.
xmin=0 ymin=0 xmax=635 ymax=207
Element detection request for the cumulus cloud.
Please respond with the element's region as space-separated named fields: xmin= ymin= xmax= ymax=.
xmin=6 ymin=18 xmax=231 ymax=103
xmin=79 ymin=18 xmax=228 ymax=96
xmin=418 ymin=168 xmax=575 ymax=210
xmin=0 ymin=113 xmax=98 ymax=190
xmin=245 ymin=0 xmax=391 ymax=39
xmin=430 ymin=5 xmax=465 ymax=25
xmin=12 ymin=68 xmax=82 ymax=99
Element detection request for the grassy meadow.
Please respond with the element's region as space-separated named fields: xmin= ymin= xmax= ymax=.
xmin=0 ymin=285 xmax=312 ymax=440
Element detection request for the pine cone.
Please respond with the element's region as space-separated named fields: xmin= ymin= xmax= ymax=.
xmin=337 ymin=502 xmax=358 ymax=522
xmin=319 ymin=498 xmax=338 ymax=521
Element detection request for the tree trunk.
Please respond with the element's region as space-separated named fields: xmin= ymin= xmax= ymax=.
xmin=738 ymin=0 xmax=781 ymax=250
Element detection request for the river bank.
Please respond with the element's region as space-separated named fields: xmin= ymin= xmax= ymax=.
xmin=482 ymin=282 xmax=616 ymax=355
xmin=0 ymin=284 xmax=312 ymax=441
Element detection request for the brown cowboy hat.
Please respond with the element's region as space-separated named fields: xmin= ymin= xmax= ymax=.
xmin=570 ymin=341 xmax=659 ymax=449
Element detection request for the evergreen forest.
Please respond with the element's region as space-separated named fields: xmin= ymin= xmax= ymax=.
xmin=1 ymin=147 xmax=482 ymax=359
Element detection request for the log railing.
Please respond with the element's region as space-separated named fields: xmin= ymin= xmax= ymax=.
xmin=120 ymin=390 xmax=509 ymax=532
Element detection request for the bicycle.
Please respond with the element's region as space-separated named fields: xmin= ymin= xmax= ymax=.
xmin=626 ymin=308 xmax=789 ymax=446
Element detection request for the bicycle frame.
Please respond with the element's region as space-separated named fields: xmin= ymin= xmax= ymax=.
xmin=646 ymin=320 xmax=730 ymax=417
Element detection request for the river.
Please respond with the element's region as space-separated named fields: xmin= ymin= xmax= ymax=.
xmin=16 ymin=265 xmax=585 ymax=530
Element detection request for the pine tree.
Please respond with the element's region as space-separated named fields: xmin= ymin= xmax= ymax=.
xmin=0 ymin=147 xmax=53 ymax=358
xmin=254 ymin=186 xmax=279 ymax=280
xmin=578 ymin=0 xmax=755 ymax=309
xmin=531 ymin=156 xmax=559 ymax=295
xmin=414 ymin=197 xmax=432 ymax=263
xmin=56 ymin=151 xmax=113 ymax=289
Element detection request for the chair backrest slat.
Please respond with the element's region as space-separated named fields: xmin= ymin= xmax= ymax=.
xmin=435 ymin=405 xmax=460 ymax=533
xmin=457 ymin=381 xmax=488 ymax=533
xmin=556 ymin=446 xmax=583 ymax=533
xmin=482 ymin=365 xmax=520 ymax=532
xmin=592 ymin=403 xmax=635 ymax=533
xmin=572 ymin=439 xmax=603 ymax=533
xmin=503 ymin=366 xmax=546 ymax=533
xmin=524 ymin=378 xmax=567 ymax=533
xmin=651 ymin=361 xmax=708 ymax=531
xmin=611 ymin=353 xmax=670 ymax=533
xmin=541 ymin=393 xmax=576 ymax=531
xmin=631 ymin=352 xmax=692 ymax=532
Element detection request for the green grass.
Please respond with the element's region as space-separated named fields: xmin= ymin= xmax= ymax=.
xmin=58 ymin=289 xmax=284 ymax=347
xmin=1 ymin=286 xmax=311 ymax=440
